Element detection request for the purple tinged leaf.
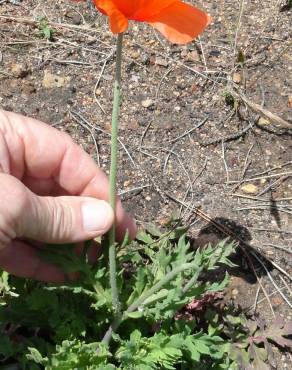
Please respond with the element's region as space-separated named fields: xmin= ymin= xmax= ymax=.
xmin=253 ymin=316 xmax=292 ymax=349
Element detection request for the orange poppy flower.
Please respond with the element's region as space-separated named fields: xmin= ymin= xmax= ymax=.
xmin=93 ymin=0 xmax=210 ymax=44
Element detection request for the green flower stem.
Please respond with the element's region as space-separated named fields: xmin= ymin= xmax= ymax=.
xmin=108 ymin=32 xmax=124 ymax=315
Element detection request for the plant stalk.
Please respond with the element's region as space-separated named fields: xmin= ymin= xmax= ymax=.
xmin=108 ymin=32 xmax=124 ymax=315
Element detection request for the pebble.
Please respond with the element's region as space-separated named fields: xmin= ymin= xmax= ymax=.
xmin=11 ymin=63 xmax=29 ymax=78
xmin=157 ymin=215 xmax=171 ymax=226
xmin=271 ymin=269 xmax=279 ymax=277
xmin=232 ymin=72 xmax=241 ymax=84
xmin=102 ymin=74 xmax=113 ymax=81
xmin=140 ymin=53 xmax=150 ymax=65
xmin=155 ymin=57 xmax=168 ymax=67
xmin=257 ymin=117 xmax=271 ymax=126
xmin=130 ymin=51 xmax=140 ymax=59
xmin=123 ymin=180 xmax=131 ymax=187
xmin=71 ymin=15 xmax=82 ymax=25
xmin=241 ymin=183 xmax=259 ymax=194
xmin=141 ymin=98 xmax=154 ymax=108
xmin=42 ymin=71 xmax=70 ymax=88
xmin=185 ymin=50 xmax=200 ymax=62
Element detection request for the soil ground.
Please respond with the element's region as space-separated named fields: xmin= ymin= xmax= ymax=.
xmin=0 ymin=0 xmax=291 ymax=368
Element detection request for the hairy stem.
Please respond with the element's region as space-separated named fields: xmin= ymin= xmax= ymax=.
xmin=108 ymin=32 xmax=124 ymax=315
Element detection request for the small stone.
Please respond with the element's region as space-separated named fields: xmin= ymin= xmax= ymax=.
xmin=141 ymin=53 xmax=150 ymax=65
xmin=157 ymin=215 xmax=171 ymax=226
xmin=11 ymin=63 xmax=29 ymax=78
xmin=288 ymin=95 xmax=292 ymax=108
xmin=128 ymin=120 xmax=139 ymax=130
xmin=190 ymin=83 xmax=198 ymax=93
xmin=123 ymin=180 xmax=131 ymax=187
xmin=131 ymin=74 xmax=139 ymax=83
xmin=174 ymin=106 xmax=181 ymax=112
xmin=149 ymin=55 xmax=156 ymax=65
xmin=232 ymin=72 xmax=241 ymax=84
xmin=104 ymin=121 xmax=111 ymax=132
xmin=271 ymin=269 xmax=279 ymax=278
xmin=155 ymin=57 xmax=168 ymax=67
xmin=71 ymin=15 xmax=82 ymax=25
xmin=42 ymin=71 xmax=70 ymax=88
xmin=162 ymin=121 xmax=174 ymax=130
xmin=87 ymin=36 xmax=96 ymax=45
xmin=145 ymin=196 xmax=151 ymax=201
xmin=209 ymin=49 xmax=221 ymax=57
xmin=102 ymin=74 xmax=113 ymax=81
xmin=241 ymin=184 xmax=258 ymax=194
xmin=121 ymin=119 xmax=139 ymax=130
xmin=257 ymin=117 xmax=270 ymax=126
xmin=271 ymin=296 xmax=283 ymax=306
xmin=130 ymin=50 xmax=140 ymax=59
xmin=141 ymin=99 xmax=154 ymax=108
xmin=185 ymin=50 xmax=200 ymax=62
xmin=231 ymin=288 xmax=239 ymax=296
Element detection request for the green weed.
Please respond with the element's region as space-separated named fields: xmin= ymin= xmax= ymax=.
xmin=36 ymin=16 xmax=55 ymax=41
xmin=1 ymin=225 xmax=291 ymax=369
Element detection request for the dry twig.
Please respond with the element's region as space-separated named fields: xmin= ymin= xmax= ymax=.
xmin=234 ymin=90 xmax=292 ymax=129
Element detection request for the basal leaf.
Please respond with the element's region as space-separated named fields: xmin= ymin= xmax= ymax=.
xmin=26 ymin=347 xmax=45 ymax=365
xmin=208 ymin=272 xmax=230 ymax=292
xmin=126 ymin=311 xmax=144 ymax=319
xmin=184 ymin=336 xmax=200 ymax=361
xmin=254 ymin=316 xmax=292 ymax=349
xmin=136 ymin=231 xmax=154 ymax=245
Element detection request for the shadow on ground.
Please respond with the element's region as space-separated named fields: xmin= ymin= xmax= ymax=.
xmin=191 ymin=217 xmax=276 ymax=310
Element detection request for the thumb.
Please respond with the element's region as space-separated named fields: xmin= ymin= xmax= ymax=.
xmin=0 ymin=174 xmax=114 ymax=248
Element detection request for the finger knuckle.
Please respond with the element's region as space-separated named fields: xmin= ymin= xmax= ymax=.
xmin=0 ymin=174 xmax=31 ymax=236
xmin=50 ymin=198 xmax=74 ymax=241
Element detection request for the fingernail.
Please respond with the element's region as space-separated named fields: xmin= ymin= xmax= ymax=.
xmin=82 ymin=200 xmax=113 ymax=233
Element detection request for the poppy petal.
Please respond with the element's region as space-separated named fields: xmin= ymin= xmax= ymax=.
xmin=117 ymin=0 xmax=177 ymax=20
xmin=94 ymin=0 xmax=128 ymax=33
xmin=108 ymin=9 xmax=128 ymax=33
xmin=148 ymin=2 xmax=210 ymax=44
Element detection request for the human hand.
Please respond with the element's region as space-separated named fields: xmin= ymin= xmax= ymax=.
xmin=0 ymin=110 xmax=136 ymax=282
